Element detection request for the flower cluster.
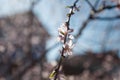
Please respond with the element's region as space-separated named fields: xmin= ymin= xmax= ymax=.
xmin=57 ymin=22 xmax=74 ymax=56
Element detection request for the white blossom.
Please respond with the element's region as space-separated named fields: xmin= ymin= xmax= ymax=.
xmin=57 ymin=23 xmax=68 ymax=42
xmin=68 ymin=34 xmax=74 ymax=40
xmin=57 ymin=22 xmax=75 ymax=55
xmin=57 ymin=35 xmax=64 ymax=43
xmin=63 ymin=40 xmax=74 ymax=55
xmin=57 ymin=22 xmax=74 ymax=43
xmin=58 ymin=23 xmax=68 ymax=36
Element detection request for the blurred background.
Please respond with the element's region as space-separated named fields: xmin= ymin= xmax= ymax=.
xmin=0 ymin=0 xmax=120 ymax=80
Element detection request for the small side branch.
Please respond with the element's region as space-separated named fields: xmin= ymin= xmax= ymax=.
xmin=90 ymin=15 xmax=120 ymax=20
xmin=76 ymin=1 xmax=120 ymax=39
xmin=85 ymin=0 xmax=96 ymax=12
xmin=96 ymin=4 xmax=120 ymax=13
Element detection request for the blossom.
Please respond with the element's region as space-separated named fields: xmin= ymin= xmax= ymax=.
xmin=68 ymin=34 xmax=74 ymax=40
xmin=57 ymin=35 xmax=64 ymax=43
xmin=63 ymin=40 xmax=74 ymax=55
xmin=57 ymin=23 xmax=67 ymax=42
xmin=58 ymin=23 xmax=68 ymax=36
xmin=57 ymin=22 xmax=74 ymax=43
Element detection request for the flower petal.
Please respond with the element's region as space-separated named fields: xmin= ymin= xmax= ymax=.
xmin=68 ymin=29 xmax=74 ymax=33
xmin=68 ymin=34 xmax=74 ymax=39
xmin=68 ymin=40 xmax=73 ymax=47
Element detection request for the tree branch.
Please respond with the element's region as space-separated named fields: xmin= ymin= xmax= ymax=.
xmin=75 ymin=2 xmax=120 ymax=39
xmin=53 ymin=0 xmax=79 ymax=80
xmin=85 ymin=0 xmax=96 ymax=12
xmin=76 ymin=19 xmax=90 ymax=39
xmin=95 ymin=4 xmax=120 ymax=13
xmin=90 ymin=15 xmax=120 ymax=20
xmin=94 ymin=0 xmax=100 ymax=8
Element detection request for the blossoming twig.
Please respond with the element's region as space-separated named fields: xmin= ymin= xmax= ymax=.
xmin=49 ymin=0 xmax=79 ymax=80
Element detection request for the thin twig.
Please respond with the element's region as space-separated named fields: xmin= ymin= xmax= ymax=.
xmin=75 ymin=0 xmax=96 ymax=40
xmin=76 ymin=19 xmax=90 ymax=39
xmin=85 ymin=0 xmax=96 ymax=12
xmin=95 ymin=4 xmax=120 ymax=13
xmin=90 ymin=15 xmax=120 ymax=20
xmin=94 ymin=0 xmax=100 ymax=8
xmin=76 ymin=1 xmax=120 ymax=39
xmin=53 ymin=0 xmax=79 ymax=80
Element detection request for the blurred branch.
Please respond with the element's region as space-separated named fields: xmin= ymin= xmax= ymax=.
xmin=85 ymin=0 xmax=96 ymax=12
xmin=75 ymin=1 xmax=120 ymax=39
xmin=94 ymin=0 xmax=100 ymax=8
xmin=46 ymin=43 xmax=59 ymax=52
xmin=85 ymin=0 xmax=120 ymax=13
xmin=75 ymin=0 xmax=96 ymax=40
xmin=90 ymin=15 xmax=120 ymax=20
xmin=95 ymin=4 xmax=120 ymax=13
xmin=76 ymin=19 xmax=90 ymax=39
xmin=30 ymin=0 xmax=40 ymax=10
xmin=6 ymin=0 xmax=47 ymax=80
xmin=7 ymin=50 xmax=46 ymax=80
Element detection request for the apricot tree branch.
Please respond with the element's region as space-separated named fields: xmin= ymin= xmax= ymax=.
xmin=53 ymin=0 xmax=79 ymax=80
